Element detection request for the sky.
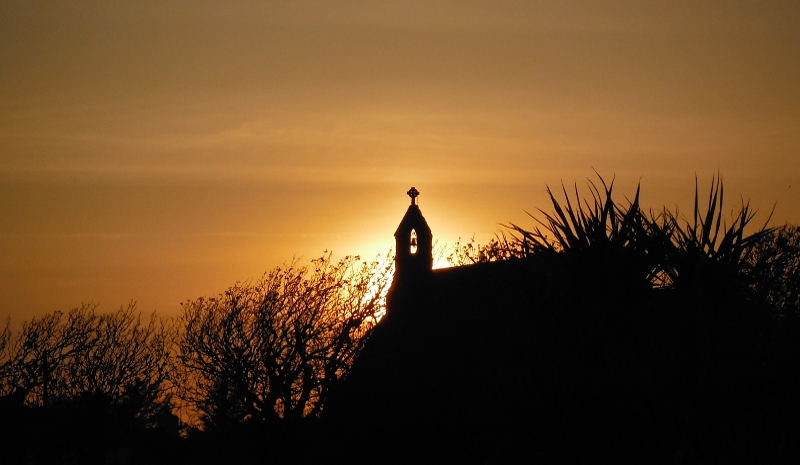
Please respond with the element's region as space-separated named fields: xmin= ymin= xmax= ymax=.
xmin=2 ymin=1 xmax=799 ymax=323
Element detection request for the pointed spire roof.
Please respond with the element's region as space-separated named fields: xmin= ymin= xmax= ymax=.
xmin=394 ymin=187 xmax=431 ymax=238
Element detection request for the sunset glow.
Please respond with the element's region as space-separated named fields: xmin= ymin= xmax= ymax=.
xmin=2 ymin=1 xmax=798 ymax=323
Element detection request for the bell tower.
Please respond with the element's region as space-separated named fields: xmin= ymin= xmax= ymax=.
xmin=394 ymin=187 xmax=433 ymax=281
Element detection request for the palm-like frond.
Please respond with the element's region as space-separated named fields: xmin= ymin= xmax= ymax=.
xmin=504 ymin=174 xmax=643 ymax=254
xmin=502 ymin=172 xmax=773 ymax=293
xmin=659 ymin=174 xmax=774 ymax=290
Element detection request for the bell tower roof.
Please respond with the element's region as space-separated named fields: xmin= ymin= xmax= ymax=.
xmin=394 ymin=186 xmax=431 ymax=238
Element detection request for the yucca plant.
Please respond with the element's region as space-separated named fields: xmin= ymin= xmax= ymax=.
xmin=504 ymin=175 xmax=639 ymax=252
xmin=653 ymin=174 xmax=774 ymax=294
xmin=489 ymin=173 xmax=794 ymax=460
xmin=502 ymin=173 xmax=774 ymax=293
xmin=502 ymin=174 xmax=664 ymax=294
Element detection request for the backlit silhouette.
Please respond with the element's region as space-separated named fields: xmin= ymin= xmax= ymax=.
xmin=2 ymin=179 xmax=799 ymax=464
xmin=324 ymin=180 xmax=800 ymax=464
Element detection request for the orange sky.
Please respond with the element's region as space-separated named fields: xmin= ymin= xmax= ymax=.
xmin=2 ymin=1 xmax=799 ymax=322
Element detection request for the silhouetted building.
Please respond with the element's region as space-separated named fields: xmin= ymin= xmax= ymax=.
xmin=324 ymin=186 xmax=799 ymax=464
xmin=328 ymin=187 xmax=545 ymax=462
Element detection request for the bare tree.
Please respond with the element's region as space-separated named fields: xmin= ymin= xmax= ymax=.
xmin=176 ymin=251 xmax=392 ymax=429
xmin=0 ymin=303 xmax=175 ymax=424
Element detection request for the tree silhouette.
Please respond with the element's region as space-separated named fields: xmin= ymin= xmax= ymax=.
xmin=1 ymin=302 xmax=173 ymax=415
xmin=176 ymin=251 xmax=392 ymax=431
xmin=0 ymin=302 xmax=177 ymax=463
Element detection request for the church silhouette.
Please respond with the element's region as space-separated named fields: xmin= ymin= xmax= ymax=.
xmin=322 ymin=186 xmax=797 ymax=463
xmin=325 ymin=187 xmax=564 ymax=462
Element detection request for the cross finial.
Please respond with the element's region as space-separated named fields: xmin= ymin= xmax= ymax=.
xmin=407 ymin=187 xmax=420 ymax=205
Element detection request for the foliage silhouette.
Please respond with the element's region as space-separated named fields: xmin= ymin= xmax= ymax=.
xmin=176 ymin=251 xmax=392 ymax=431
xmin=0 ymin=302 xmax=173 ymax=416
xmin=0 ymin=302 xmax=178 ymax=463
xmin=499 ymin=173 xmax=775 ymax=293
xmin=750 ymin=224 xmax=800 ymax=322
xmin=506 ymin=174 xmax=644 ymax=253
xmin=445 ymin=234 xmax=523 ymax=265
